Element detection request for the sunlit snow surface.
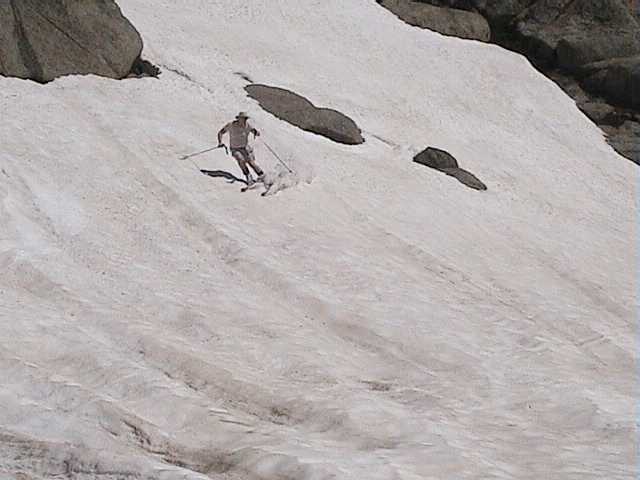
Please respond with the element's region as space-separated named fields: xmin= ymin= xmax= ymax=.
xmin=0 ymin=1 xmax=636 ymax=478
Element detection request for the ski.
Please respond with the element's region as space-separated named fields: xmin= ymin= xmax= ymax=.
xmin=240 ymin=181 xmax=262 ymax=192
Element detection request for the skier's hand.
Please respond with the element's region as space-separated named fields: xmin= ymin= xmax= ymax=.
xmin=253 ymin=130 xmax=260 ymax=138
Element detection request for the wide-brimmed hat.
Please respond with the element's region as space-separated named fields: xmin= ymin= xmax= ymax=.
xmin=236 ymin=111 xmax=249 ymax=119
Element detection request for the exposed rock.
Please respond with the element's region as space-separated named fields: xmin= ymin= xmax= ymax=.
xmin=378 ymin=0 xmax=491 ymax=41
xmin=479 ymin=0 xmax=536 ymax=23
xmin=580 ymin=101 xmax=618 ymax=124
xmin=548 ymin=71 xmax=616 ymax=123
xmin=245 ymin=84 xmax=364 ymax=145
xmin=0 ymin=0 xmax=144 ymax=83
xmin=129 ymin=57 xmax=161 ymax=78
xmin=515 ymin=0 xmax=640 ymax=70
xmin=555 ymin=33 xmax=640 ymax=72
xmin=602 ymin=120 xmax=640 ymax=164
xmin=549 ymin=70 xmax=640 ymax=164
xmin=414 ymin=147 xmax=487 ymax=190
xmin=415 ymin=146 xmax=459 ymax=169
xmin=441 ymin=167 xmax=488 ymax=190
xmin=577 ymin=55 xmax=640 ymax=109
xmin=393 ymin=0 xmax=537 ymax=23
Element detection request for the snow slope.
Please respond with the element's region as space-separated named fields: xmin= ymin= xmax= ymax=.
xmin=0 ymin=0 xmax=636 ymax=478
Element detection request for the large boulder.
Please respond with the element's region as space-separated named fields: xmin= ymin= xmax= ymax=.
xmin=245 ymin=84 xmax=364 ymax=145
xmin=479 ymin=0 xmax=537 ymax=23
xmin=514 ymin=0 xmax=640 ymax=69
xmin=555 ymin=33 xmax=640 ymax=71
xmin=578 ymin=55 xmax=640 ymax=109
xmin=378 ymin=0 xmax=491 ymax=41
xmin=0 ymin=0 xmax=143 ymax=83
xmin=414 ymin=147 xmax=487 ymax=190
xmin=415 ymin=146 xmax=459 ymax=169
xmin=411 ymin=0 xmax=536 ymax=23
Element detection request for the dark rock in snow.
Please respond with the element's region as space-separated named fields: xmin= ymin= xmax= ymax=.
xmin=415 ymin=146 xmax=459 ymax=170
xmin=414 ymin=147 xmax=487 ymax=190
xmin=245 ymin=84 xmax=364 ymax=145
xmin=129 ymin=57 xmax=161 ymax=78
xmin=0 ymin=0 xmax=144 ymax=82
xmin=378 ymin=0 xmax=491 ymax=41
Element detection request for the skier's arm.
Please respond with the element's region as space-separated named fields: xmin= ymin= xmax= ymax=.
xmin=217 ymin=124 xmax=229 ymax=146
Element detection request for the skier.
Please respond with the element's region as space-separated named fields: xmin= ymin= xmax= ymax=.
xmin=217 ymin=112 xmax=264 ymax=186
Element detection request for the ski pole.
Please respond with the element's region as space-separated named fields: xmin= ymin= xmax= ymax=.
xmin=180 ymin=144 xmax=228 ymax=160
xmin=261 ymin=140 xmax=293 ymax=173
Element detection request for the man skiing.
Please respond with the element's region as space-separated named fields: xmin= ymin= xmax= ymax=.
xmin=217 ymin=112 xmax=264 ymax=186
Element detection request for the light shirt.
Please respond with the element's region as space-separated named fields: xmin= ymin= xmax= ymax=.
xmin=220 ymin=120 xmax=256 ymax=148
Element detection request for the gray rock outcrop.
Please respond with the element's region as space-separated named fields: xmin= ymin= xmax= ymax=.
xmin=245 ymin=84 xmax=364 ymax=145
xmin=0 ymin=0 xmax=144 ymax=82
xmin=378 ymin=0 xmax=491 ymax=41
xmin=414 ymin=147 xmax=487 ymax=190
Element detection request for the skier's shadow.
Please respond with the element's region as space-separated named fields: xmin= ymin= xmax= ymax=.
xmin=200 ymin=169 xmax=247 ymax=185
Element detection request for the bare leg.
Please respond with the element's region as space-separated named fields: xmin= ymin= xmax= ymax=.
xmin=246 ymin=150 xmax=264 ymax=177
xmin=249 ymin=161 xmax=264 ymax=177
xmin=232 ymin=150 xmax=253 ymax=183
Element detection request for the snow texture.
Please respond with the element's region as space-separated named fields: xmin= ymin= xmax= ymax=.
xmin=261 ymin=154 xmax=314 ymax=197
xmin=0 ymin=0 xmax=636 ymax=479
